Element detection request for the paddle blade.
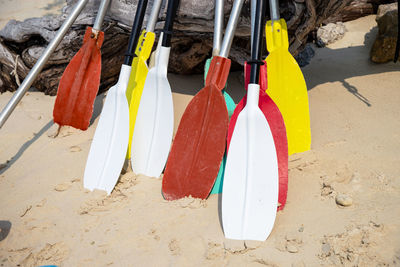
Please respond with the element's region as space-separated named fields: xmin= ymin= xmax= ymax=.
xmin=204 ymin=57 xmax=236 ymax=194
xmin=222 ymin=84 xmax=279 ymax=241
xmin=53 ymin=27 xmax=104 ymax=130
xmin=131 ymin=46 xmax=174 ymax=178
xmin=126 ymin=31 xmax=156 ymax=159
xmin=162 ymin=57 xmax=230 ymax=200
xmin=83 ymin=65 xmax=130 ymax=194
xmin=265 ymin=19 xmax=311 ymax=155
xmin=228 ymin=61 xmax=288 ymax=210
xmin=162 ymin=87 xmax=229 ymax=200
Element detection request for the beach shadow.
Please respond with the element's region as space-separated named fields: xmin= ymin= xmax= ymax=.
xmin=0 ymin=120 xmax=53 ymax=175
xmin=170 ymin=26 xmax=399 ymax=107
xmin=89 ymin=93 xmax=106 ymax=126
xmin=303 ymin=26 xmax=399 ymax=106
xmin=0 ymin=220 xmax=11 ymax=241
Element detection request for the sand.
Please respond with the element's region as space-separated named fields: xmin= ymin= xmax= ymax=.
xmin=0 ymin=0 xmax=64 ymax=29
xmin=0 ymin=6 xmax=400 ymax=266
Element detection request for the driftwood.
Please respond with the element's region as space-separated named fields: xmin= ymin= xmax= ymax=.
xmin=0 ymin=0 xmax=376 ymax=95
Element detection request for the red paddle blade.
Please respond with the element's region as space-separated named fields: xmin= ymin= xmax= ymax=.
xmin=228 ymin=61 xmax=288 ymax=210
xmin=162 ymin=57 xmax=230 ymax=200
xmin=53 ymin=27 xmax=104 ymax=130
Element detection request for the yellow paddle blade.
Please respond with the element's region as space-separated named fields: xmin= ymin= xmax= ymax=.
xmin=126 ymin=30 xmax=156 ymax=158
xmin=265 ymin=19 xmax=311 ymax=155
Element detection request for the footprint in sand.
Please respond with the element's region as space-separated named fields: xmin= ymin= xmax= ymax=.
xmin=168 ymin=239 xmax=180 ymax=255
xmin=19 ymin=242 xmax=69 ymax=266
xmin=54 ymin=178 xmax=80 ymax=192
xmin=206 ymin=242 xmax=225 ymax=260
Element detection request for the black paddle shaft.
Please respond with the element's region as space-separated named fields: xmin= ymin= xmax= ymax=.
xmin=124 ymin=0 xmax=149 ymax=65
xmin=249 ymin=0 xmax=266 ymax=84
xmin=161 ymin=0 xmax=180 ymax=47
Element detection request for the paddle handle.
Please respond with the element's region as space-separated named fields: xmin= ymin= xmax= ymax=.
xmin=0 ymin=0 xmax=89 ymax=129
xmin=269 ymin=0 xmax=280 ymax=21
xmin=161 ymin=0 xmax=180 ymax=47
xmin=213 ymin=0 xmax=224 ymax=56
xmin=249 ymin=0 xmax=265 ymax=84
xmin=124 ymin=0 xmax=149 ymax=65
xmin=220 ymin=0 xmax=244 ymax=58
xmin=93 ymin=0 xmax=111 ymax=31
xmin=146 ymin=0 xmax=163 ymax=33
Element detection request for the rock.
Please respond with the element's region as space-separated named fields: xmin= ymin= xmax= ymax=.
xmin=371 ymin=2 xmax=399 ymax=63
xmin=295 ymin=44 xmax=315 ymax=67
xmin=54 ymin=182 xmax=72 ymax=192
xmin=286 ymin=244 xmax=299 ymax=253
xmin=335 ymin=193 xmax=353 ymax=207
xmin=317 ymin=22 xmax=347 ymax=45
xmin=321 ymin=243 xmax=331 ymax=256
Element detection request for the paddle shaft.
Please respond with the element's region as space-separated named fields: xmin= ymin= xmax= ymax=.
xmin=249 ymin=0 xmax=265 ymax=84
xmin=213 ymin=0 xmax=224 ymax=56
xmin=161 ymin=0 xmax=180 ymax=47
xmin=0 ymin=0 xmax=89 ymax=129
xmin=269 ymin=0 xmax=280 ymax=21
xmin=93 ymin=0 xmax=111 ymax=31
xmin=146 ymin=0 xmax=163 ymax=32
xmin=124 ymin=0 xmax=149 ymax=65
xmin=220 ymin=0 xmax=244 ymax=58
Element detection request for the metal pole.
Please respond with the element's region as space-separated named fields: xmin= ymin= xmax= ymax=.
xmin=0 ymin=0 xmax=89 ymax=129
xmin=146 ymin=0 xmax=163 ymax=32
xmin=93 ymin=0 xmax=111 ymax=31
xmin=219 ymin=0 xmax=244 ymax=58
xmin=213 ymin=0 xmax=224 ymax=56
xmin=251 ymin=0 xmax=256 ymax=49
xmin=269 ymin=0 xmax=280 ymax=21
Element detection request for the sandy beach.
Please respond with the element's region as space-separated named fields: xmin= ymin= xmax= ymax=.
xmin=0 ymin=1 xmax=400 ymax=266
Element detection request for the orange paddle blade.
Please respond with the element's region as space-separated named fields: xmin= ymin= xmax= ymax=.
xmin=162 ymin=56 xmax=230 ymax=200
xmin=53 ymin=27 xmax=104 ymax=130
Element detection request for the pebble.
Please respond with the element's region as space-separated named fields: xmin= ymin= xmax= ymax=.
xmin=69 ymin=145 xmax=82 ymax=152
xmin=286 ymin=244 xmax=299 ymax=253
xmin=321 ymin=243 xmax=331 ymax=255
xmin=335 ymin=193 xmax=353 ymax=207
xmin=0 ymin=163 xmax=6 ymax=171
xmin=54 ymin=182 xmax=71 ymax=192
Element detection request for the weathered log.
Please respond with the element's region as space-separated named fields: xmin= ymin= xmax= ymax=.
xmin=0 ymin=0 xmax=355 ymax=95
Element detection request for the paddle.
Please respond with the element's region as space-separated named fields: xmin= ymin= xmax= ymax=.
xmin=53 ymin=0 xmax=111 ymax=131
xmin=130 ymin=0 xmax=179 ymax=178
xmin=0 ymin=0 xmax=89 ymax=129
xmin=222 ymin=0 xmax=278 ymax=241
xmin=205 ymin=0 xmax=236 ymax=195
xmin=162 ymin=0 xmax=244 ymax=200
xmin=125 ymin=0 xmax=162 ymax=159
xmin=227 ymin=62 xmax=288 ymax=210
xmin=226 ymin=0 xmax=288 ymax=210
xmin=265 ymin=0 xmax=311 ymax=155
xmin=83 ymin=0 xmax=149 ymax=194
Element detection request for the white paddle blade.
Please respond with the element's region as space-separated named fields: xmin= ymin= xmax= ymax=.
xmin=222 ymin=84 xmax=279 ymax=241
xmin=83 ymin=64 xmax=131 ymax=194
xmin=131 ymin=46 xmax=174 ymax=178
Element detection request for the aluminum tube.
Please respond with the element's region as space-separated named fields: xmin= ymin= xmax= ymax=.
xmin=212 ymin=0 xmax=224 ymax=56
xmin=93 ymin=0 xmax=111 ymax=31
xmin=219 ymin=0 xmax=244 ymax=58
